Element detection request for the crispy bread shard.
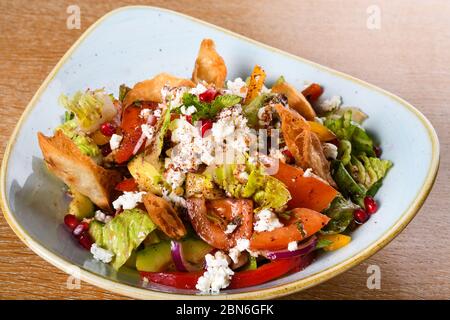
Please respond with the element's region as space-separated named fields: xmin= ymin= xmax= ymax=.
xmin=142 ymin=192 xmax=186 ymax=239
xmin=37 ymin=131 xmax=122 ymax=210
xmin=192 ymin=39 xmax=227 ymax=88
xmin=123 ymin=73 xmax=195 ymax=107
xmin=272 ymin=80 xmax=317 ymax=120
xmin=274 ymin=104 xmax=335 ymax=186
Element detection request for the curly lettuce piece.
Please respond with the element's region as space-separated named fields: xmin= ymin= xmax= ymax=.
xmin=324 ymin=110 xmax=375 ymax=157
xmin=59 ymin=89 xmax=117 ymax=133
xmin=338 ymin=139 xmax=352 ymax=165
xmin=212 ymin=163 xmax=291 ymax=210
xmin=321 ymin=195 xmax=360 ymax=234
xmin=92 ymin=208 xmax=157 ymax=269
xmin=56 ymin=119 xmax=101 ymax=160
xmin=348 ymin=155 xmax=393 ymax=190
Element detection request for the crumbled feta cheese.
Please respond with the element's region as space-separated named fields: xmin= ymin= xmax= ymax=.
xmin=269 ymin=148 xmax=285 ymax=161
xmin=236 ymin=238 xmax=250 ymax=251
xmin=323 ymin=142 xmax=338 ymax=160
xmin=188 ymin=83 xmax=208 ymax=96
xmin=164 ymin=168 xmax=186 ymax=192
xmin=153 ymin=108 xmax=162 ymax=118
xmin=288 ymin=241 xmax=298 ymax=252
xmin=139 ymin=108 xmax=151 ymax=119
xmin=112 ymin=191 xmax=146 ymax=210
xmin=163 ymin=86 xmax=188 ymax=109
xmin=90 ymin=244 xmax=114 ymax=263
xmin=162 ymin=188 xmax=187 ymax=208
xmin=253 ymin=209 xmax=284 ymax=232
xmin=319 ymin=96 xmax=342 ymax=112
xmin=180 ymin=105 xmax=197 ymax=116
xmin=257 ymin=105 xmax=272 ymax=126
xmin=109 ymin=134 xmax=122 ymax=150
xmin=226 ymin=78 xmax=247 ymax=98
xmin=224 ymin=223 xmax=237 ymax=235
xmin=196 ymin=251 xmax=234 ymax=294
xmin=141 ymin=123 xmax=155 ymax=140
xmin=94 ymin=210 xmax=112 ymax=223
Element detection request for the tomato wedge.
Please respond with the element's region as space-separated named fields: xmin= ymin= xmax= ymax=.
xmin=301 ymin=83 xmax=323 ymax=102
xmin=115 ymin=102 xmax=158 ymax=164
xmin=271 ymin=161 xmax=338 ymax=212
xmin=115 ymin=178 xmax=138 ymax=192
xmin=250 ymin=208 xmax=330 ymax=251
xmin=140 ymin=254 xmax=315 ymax=290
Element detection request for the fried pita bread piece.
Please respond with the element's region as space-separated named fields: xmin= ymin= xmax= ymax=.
xmin=274 ymin=104 xmax=335 ymax=186
xmin=272 ymin=80 xmax=317 ymax=120
xmin=37 ymin=131 xmax=122 ymax=210
xmin=123 ymin=73 xmax=195 ymax=107
xmin=142 ymin=192 xmax=186 ymax=239
xmin=192 ymin=39 xmax=227 ymax=88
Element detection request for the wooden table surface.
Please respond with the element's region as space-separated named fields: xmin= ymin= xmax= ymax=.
xmin=1 ymin=0 xmax=449 ymax=300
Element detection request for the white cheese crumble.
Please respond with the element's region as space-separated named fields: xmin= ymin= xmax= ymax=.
xmin=180 ymin=105 xmax=197 ymax=116
xmin=109 ymin=134 xmax=123 ymax=150
xmin=288 ymin=241 xmax=298 ymax=252
xmin=139 ymin=108 xmax=151 ymax=119
xmin=322 ymin=142 xmax=338 ymax=160
xmin=188 ymin=83 xmax=208 ymax=96
xmin=153 ymin=108 xmax=162 ymax=118
xmin=141 ymin=123 xmax=155 ymax=140
xmin=196 ymin=251 xmax=234 ymax=294
xmin=112 ymin=191 xmax=146 ymax=210
xmin=90 ymin=244 xmax=114 ymax=263
xmin=319 ymin=95 xmax=342 ymax=112
xmin=253 ymin=209 xmax=284 ymax=232
xmin=94 ymin=210 xmax=112 ymax=223
xmin=162 ymin=188 xmax=187 ymax=208
xmin=224 ymin=223 xmax=237 ymax=235
xmin=228 ymin=238 xmax=250 ymax=264
xmin=226 ymin=77 xmax=247 ymax=98
xmin=303 ymin=168 xmax=329 ymax=184
xmin=164 ymin=168 xmax=186 ymax=192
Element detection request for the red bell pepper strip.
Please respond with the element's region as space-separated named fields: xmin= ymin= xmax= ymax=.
xmin=115 ymin=178 xmax=138 ymax=192
xmin=139 ymin=254 xmax=314 ymax=290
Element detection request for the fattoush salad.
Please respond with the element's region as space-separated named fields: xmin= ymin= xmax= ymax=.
xmin=37 ymin=39 xmax=392 ymax=294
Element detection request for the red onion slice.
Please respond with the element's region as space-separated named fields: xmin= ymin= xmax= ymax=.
xmin=264 ymin=236 xmax=318 ymax=260
xmin=170 ymin=241 xmax=202 ymax=272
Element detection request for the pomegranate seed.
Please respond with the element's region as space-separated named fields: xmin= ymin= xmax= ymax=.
xmin=101 ymin=143 xmax=112 ymax=156
xmin=201 ymin=120 xmax=213 ymax=137
xmin=354 ymin=208 xmax=370 ymax=224
xmin=330 ymin=138 xmax=340 ymax=147
xmin=73 ymin=221 xmax=89 ymax=238
xmin=100 ymin=122 xmax=116 ymax=136
xmin=364 ymin=196 xmax=378 ymax=214
xmin=374 ymin=145 xmax=382 ymax=157
xmin=64 ymin=214 xmax=79 ymax=231
xmin=78 ymin=231 xmax=93 ymax=250
xmin=185 ymin=115 xmax=192 ymax=124
xmin=199 ymin=89 xmax=218 ymax=103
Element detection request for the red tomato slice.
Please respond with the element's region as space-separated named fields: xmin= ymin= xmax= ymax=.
xmin=271 ymin=161 xmax=338 ymax=212
xmin=250 ymin=208 xmax=330 ymax=251
xmin=115 ymin=178 xmax=138 ymax=192
xmin=140 ymin=254 xmax=315 ymax=290
xmin=115 ymin=102 xmax=158 ymax=164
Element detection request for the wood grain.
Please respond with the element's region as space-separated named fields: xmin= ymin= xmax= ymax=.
xmin=0 ymin=0 xmax=449 ymax=300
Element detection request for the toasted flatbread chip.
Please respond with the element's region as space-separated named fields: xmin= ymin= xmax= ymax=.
xmin=272 ymin=80 xmax=317 ymax=120
xmin=37 ymin=131 xmax=122 ymax=210
xmin=192 ymin=39 xmax=227 ymax=88
xmin=244 ymin=65 xmax=266 ymax=104
xmin=123 ymin=73 xmax=195 ymax=107
xmin=142 ymin=192 xmax=186 ymax=239
xmin=275 ymin=104 xmax=335 ymax=186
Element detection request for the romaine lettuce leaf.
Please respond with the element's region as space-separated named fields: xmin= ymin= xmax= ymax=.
xmin=56 ymin=119 xmax=101 ymax=159
xmin=212 ymin=163 xmax=291 ymax=210
xmin=321 ymin=196 xmax=360 ymax=234
xmin=348 ymin=155 xmax=393 ymax=190
xmin=90 ymin=208 xmax=156 ymax=269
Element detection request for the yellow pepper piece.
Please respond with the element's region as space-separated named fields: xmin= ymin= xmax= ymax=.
xmin=320 ymin=234 xmax=351 ymax=251
xmin=308 ymin=121 xmax=337 ymax=142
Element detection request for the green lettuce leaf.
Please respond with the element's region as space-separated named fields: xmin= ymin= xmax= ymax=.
xmin=212 ymin=163 xmax=291 ymax=210
xmin=348 ymin=155 xmax=393 ymax=190
xmin=324 ymin=111 xmax=375 ymax=156
xmin=91 ymin=208 xmax=156 ymax=269
xmin=321 ymin=196 xmax=360 ymax=234
xmin=338 ymin=139 xmax=352 ymax=165
xmin=119 ymin=84 xmax=131 ymax=102
xmin=56 ymin=119 xmax=101 ymax=159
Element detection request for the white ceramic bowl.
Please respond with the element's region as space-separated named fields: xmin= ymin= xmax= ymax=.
xmin=0 ymin=6 xmax=439 ymax=299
